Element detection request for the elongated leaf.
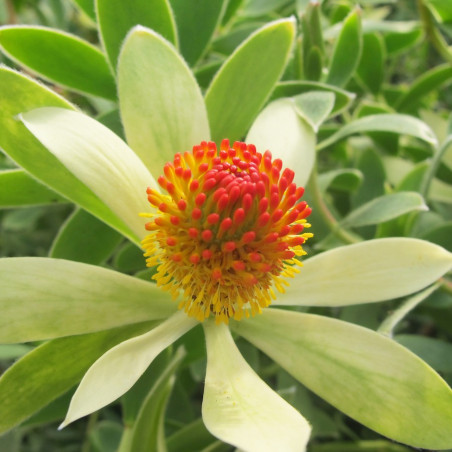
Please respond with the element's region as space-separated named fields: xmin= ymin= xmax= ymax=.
xmin=169 ymin=0 xmax=227 ymax=66
xmin=50 ymin=209 xmax=122 ymax=264
xmin=0 ymin=169 xmax=66 ymax=207
xmin=233 ymin=309 xmax=452 ymax=450
xmin=205 ymin=18 xmax=295 ymax=142
xmin=0 ymin=322 xmax=154 ymax=434
xmin=341 ymin=192 xmax=428 ymax=227
xmin=396 ymin=64 xmax=452 ymax=112
xmin=167 ymin=418 xmax=216 ymax=452
xmin=129 ymin=348 xmax=186 ymax=452
xmin=118 ymin=26 xmax=209 ymax=177
xmin=0 ymin=257 xmax=177 ymax=343
xmin=202 ymin=322 xmax=311 ymax=452
xmin=326 ymin=9 xmax=362 ymax=87
xmin=356 ymin=32 xmax=385 ymax=94
xmin=61 ymin=312 xmax=196 ymax=427
xmin=0 ymin=26 xmax=116 ymax=99
xmin=97 ymin=0 xmax=177 ymax=69
xmin=271 ymin=81 xmax=356 ymax=115
xmin=292 ymin=91 xmax=335 ymax=132
xmin=246 ymin=98 xmax=316 ymax=187
xmin=0 ymin=67 xmax=133 ymax=241
xmin=21 ymin=107 xmax=155 ymax=242
xmin=275 ymin=238 xmax=452 ymax=307
xmin=317 ymin=114 xmax=438 ymax=151
xmin=318 ymin=169 xmax=363 ymax=193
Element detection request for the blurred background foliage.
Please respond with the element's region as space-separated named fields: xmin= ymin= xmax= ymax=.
xmin=0 ymin=0 xmax=451 ymax=451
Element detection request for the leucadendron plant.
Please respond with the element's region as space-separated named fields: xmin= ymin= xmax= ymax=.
xmin=0 ymin=3 xmax=452 ymax=452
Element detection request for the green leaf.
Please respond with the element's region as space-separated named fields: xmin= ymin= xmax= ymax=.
xmin=318 ymin=169 xmax=363 ymax=193
xmin=351 ymin=148 xmax=386 ymax=209
xmin=205 ymin=18 xmax=295 ymax=142
xmin=61 ymin=312 xmax=196 ymax=427
xmin=202 ymin=322 xmax=311 ymax=452
xmin=211 ymin=23 xmax=261 ymax=55
xmin=326 ymin=9 xmax=362 ymax=87
xmin=0 ymin=344 xmax=33 ymax=360
xmin=341 ymin=192 xmax=428 ymax=227
xmin=276 ymin=238 xmax=452 ymax=307
xmin=396 ymin=64 xmax=452 ymax=112
xmin=114 ymin=242 xmax=145 ymax=273
xmin=169 ymin=0 xmax=227 ymax=66
xmin=0 ymin=257 xmax=177 ymax=343
xmin=97 ymin=0 xmax=177 ymax=69
xmin=356 ymin=32 xmax=385 ymax=94
xmin=420 ymin=222 xmax=452 ymax=252
xmin=395 ymin=335 xmax=452 ymax=373
xmin=317 ymin=114 xmax=438 ymax=151
xmin=89 ymin=421 xmax=123 ymax=452
xmin=271 ymin=81 xmax=356 ymax=115
xmin=232 ymin=309 xmax=452 ymax=450
xmin=0 ymin=169 xmax=66 ymax=207
xmin=425 ymin=0 xmax=452 ymax=23
xmin=50 ymin=209 xmax=122 ymax=264
xmin=129 ymin=347 xmax=186 ymax=452
xmin=0 ymin=322 xmax=154 ymax=434
xmin=246 ymin=98 xmax=316 ymax=187
xmin=0 ymin=26 xmax=116 ymax=99
xmin=292 ymin=91 xmax=335 ymax=132
xmin=167 ymin=418 xmax=217 ymax=452
xmin=118 ymin=26 xmax=209 ymax=177
xmin=71 ymin=0 xmax=96 ymax=21
xmin=0 ymin=67 xmax=133 ymax=242
xmin=384 ymin=27 xmax=423 ymax=55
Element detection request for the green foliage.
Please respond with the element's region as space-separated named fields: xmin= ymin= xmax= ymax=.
xmin=1 ymin=0 xmax=452 ymax=451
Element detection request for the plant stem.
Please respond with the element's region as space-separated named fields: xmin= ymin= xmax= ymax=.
xmin=308 ymin=166 xmax=359 ymax=244
xmin=378 ymin=283 xmax=440 ymax=337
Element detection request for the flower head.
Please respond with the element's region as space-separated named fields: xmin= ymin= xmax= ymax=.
xmin=142 ymin=139 xmax=312 ymax=323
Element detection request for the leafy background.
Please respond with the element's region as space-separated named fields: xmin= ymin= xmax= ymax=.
xmin=0 ymin=0 xmax=451 ymax=451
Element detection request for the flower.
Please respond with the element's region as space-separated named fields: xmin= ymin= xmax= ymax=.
xmin=141 ymin=139 xmax=313 ymax=323
xmin=1 ymin=24 xmax=452 ymax=452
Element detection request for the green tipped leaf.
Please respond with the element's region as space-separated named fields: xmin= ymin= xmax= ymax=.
xmin=118 ymin=26 xmax=209 ymax=177
xmin=232 ymin=309 xmax=452 ymax=450
xmin=326 ymin=9 xmax=362 ymax=87
xmin=205 ymin=18 xmax=296 ymax=142
xmin=0 ymin=257 xmax=177 ymax=343
xmin=276 ymin=238 xmax=452 ymax=307
xmin=341 ymin=192 xmax=428 ymax=227
xmin=0 ymin=26 xmax=116 ymax=99
xmin=317 ymin=114 xmax=438 ymax=151
xmin=97 ymin=0 xmax=177 ymax=69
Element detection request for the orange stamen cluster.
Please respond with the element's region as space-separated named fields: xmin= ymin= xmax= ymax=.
xmin=141 ymin=140 xmax=313 ymax=324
